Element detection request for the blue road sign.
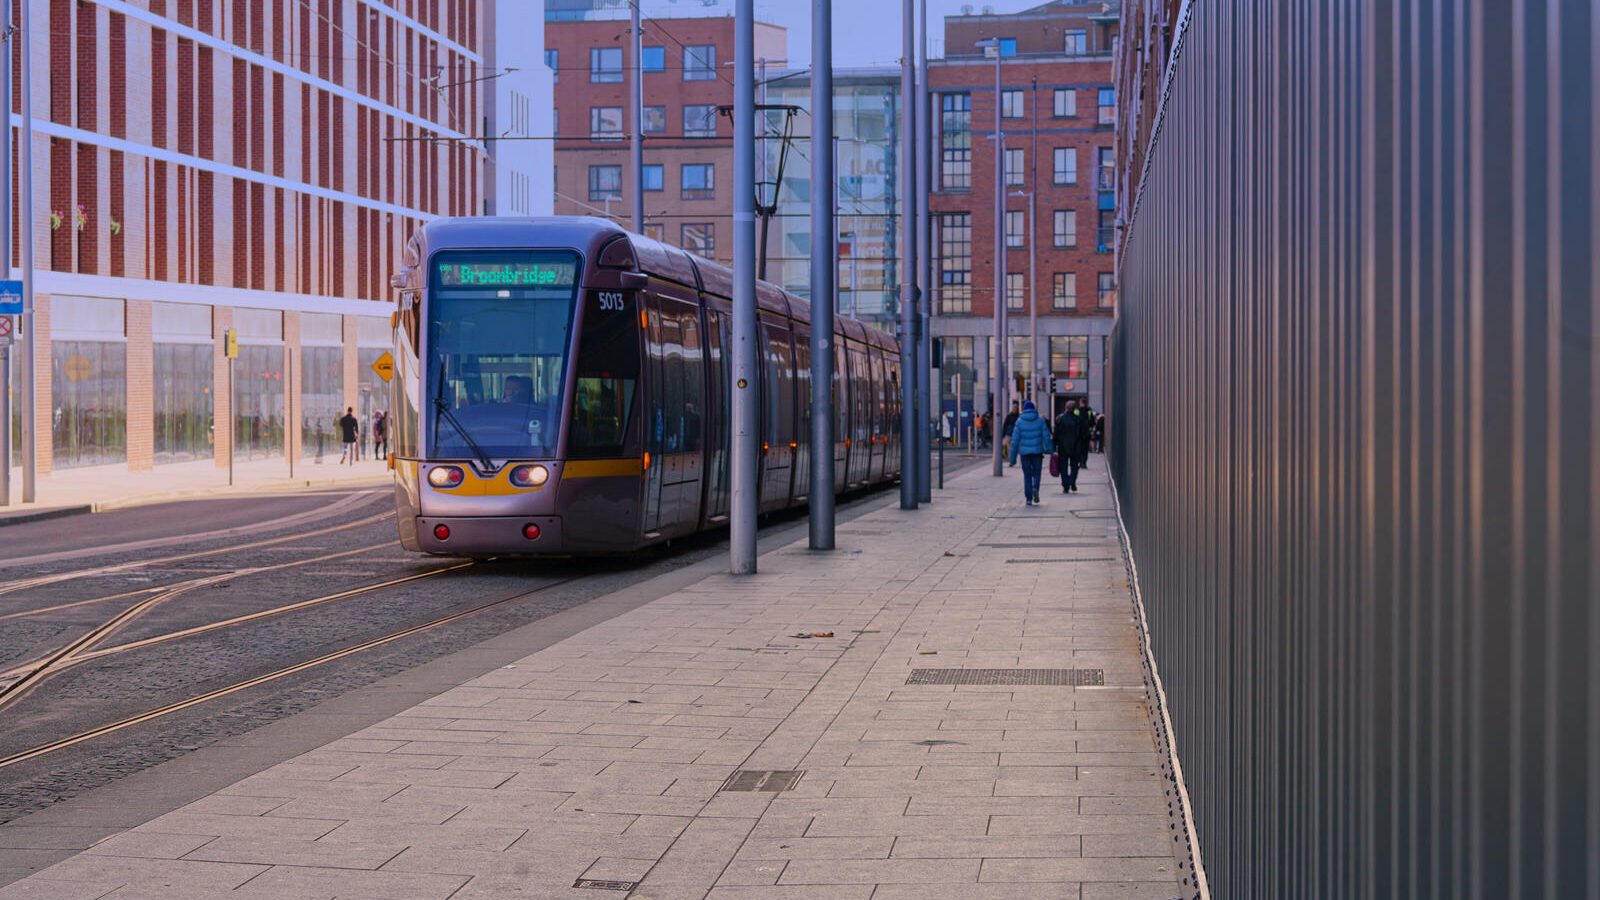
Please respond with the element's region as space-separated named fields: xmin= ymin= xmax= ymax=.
xmin=0 ymin=280 xmax=22 ymax=315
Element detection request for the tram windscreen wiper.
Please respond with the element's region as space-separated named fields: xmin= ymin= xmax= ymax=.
xmin=432 ymin=358 xmax=494 ymax=472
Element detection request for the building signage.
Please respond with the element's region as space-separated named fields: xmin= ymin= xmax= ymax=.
xmin=370 ymin=351 xmax=395 ymax=383
xmin=0 ymin=280 xmax=22 ymax=315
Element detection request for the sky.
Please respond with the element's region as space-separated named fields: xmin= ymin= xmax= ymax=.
xmin=634 ymin=0 xmax=1048 ymax=68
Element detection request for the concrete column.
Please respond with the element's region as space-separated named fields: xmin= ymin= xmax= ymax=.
xmin=30 ymin=293 xmax=48 ymax=476
xmin=213 ymin=306 xmax=233 ymax=471
xmin=284 ymin=311 xmax=302 ymax=464
xmin=125 ymin=299 xmax=154 ymax=471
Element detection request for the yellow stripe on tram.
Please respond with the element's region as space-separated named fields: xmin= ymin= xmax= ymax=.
xmin=562 ymin=458 xmax=644 ymax=479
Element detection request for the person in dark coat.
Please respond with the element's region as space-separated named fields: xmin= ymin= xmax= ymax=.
xmin=338 ymin=407 xmax=360 ymax=466
xmin=1076 ymin=403 xmax=1094 ymax=468
xmin=1053 ymin=399 xmax=1090 ymax=493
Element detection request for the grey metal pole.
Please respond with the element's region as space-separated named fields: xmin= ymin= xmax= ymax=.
xmin=0 ymin=0 xmax=11 ymax=507
xmin=19 ymin=0 xmax=33 ymax=502
xmin=729 ymin=0 xmax=758 ymax=574
xmin=897 ymin=0 xmax=916 ymax=510
xmin=629 ymin=0 xmax=644 ymax=232
xmin=808 ymin=0 xmax=835 ymax=551
xmin=990 ymin=44 xmax=1005 ymax=477
xmin=914 ymin=0 xmax=931 ymax=502
xmin=1027 ymin=189 xmax=1036 ymax=400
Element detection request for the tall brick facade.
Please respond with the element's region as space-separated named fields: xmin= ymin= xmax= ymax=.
xmin=7 ymin=0 xmax=488 ymax=475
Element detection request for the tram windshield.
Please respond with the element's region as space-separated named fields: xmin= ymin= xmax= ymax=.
xmin=425 ymin=249 xmax=581 ymax=461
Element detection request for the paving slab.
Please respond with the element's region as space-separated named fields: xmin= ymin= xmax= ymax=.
xmin=0 ymin=465 xmax=1192 ymax=898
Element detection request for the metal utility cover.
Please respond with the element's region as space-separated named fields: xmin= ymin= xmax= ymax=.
xmin=720 ymin=769 xmax=804 ymax=792
xmin=573 ymin=878 xmax=639 ymax=891
xmin=907 ymin=668 xmax=1106 ymax=686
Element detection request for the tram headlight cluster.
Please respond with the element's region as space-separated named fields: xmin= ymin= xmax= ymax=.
xmin=427 ymin=465 xmax=465 ymax=488
xmin=509 ymin=464 xmax=549 ymax=488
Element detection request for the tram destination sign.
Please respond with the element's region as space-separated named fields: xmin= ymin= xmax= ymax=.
xmin=436 ymin=261 xmax=576 ymax=288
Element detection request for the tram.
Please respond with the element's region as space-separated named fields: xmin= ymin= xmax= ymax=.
xmin=387 ymin=217 xmax=903 ymax=556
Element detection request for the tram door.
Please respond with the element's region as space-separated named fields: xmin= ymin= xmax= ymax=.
xmin=759 ymin=319 xmax=796 ymax=512
xmin=834 ymin=337 xmax=849 ymax=493
xmin=642 ymin=294 xmax=705 ymax=536
xmin=701 ymin=310 xmax=730 ymax=524
xmin=846 ymin=343 xmax=872 ymax=487
xmin=790 ymin=329 xmax=811 ymax=503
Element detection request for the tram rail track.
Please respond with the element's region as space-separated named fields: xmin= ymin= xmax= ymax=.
xmin=0 ymin=570 xmax=587 ymax=773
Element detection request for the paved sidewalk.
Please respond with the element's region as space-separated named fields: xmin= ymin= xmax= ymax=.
xmin=0 ymin=455 xmax=389 ymax=515
xmin=0 ymin=459 xmax=1193 ymax=900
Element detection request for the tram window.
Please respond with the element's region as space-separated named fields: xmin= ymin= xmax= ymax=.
xmin=569 ymin=291 xmax=641 ymax=458
xmin=426 ymin=250 xmax=579 ymax=460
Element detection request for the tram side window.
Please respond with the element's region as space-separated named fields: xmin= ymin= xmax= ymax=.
xmin=568 ymin=295 xmax=641 ymax=458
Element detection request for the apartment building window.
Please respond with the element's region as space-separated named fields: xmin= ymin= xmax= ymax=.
xmin=553 ymin=107 xmax=559 ymax=138
xmin=1098 ymin=209 xmax=1116 ymax=253
xmin=681 ymin=163 xmax=715 ymax=199
xmin=1005 ymin=210 xmax=1025 ymax=248
xmin=546 ymin=49 xmax=558 ymax=82
xmin=1064 ymin=30 xmax=1087 ymax=55
xmin=1052 ymin=210 xmax=1076 ymax=248
xmin=1097 ymin=146 xmax=1116 ymax=190
xmin=1050 ymin=335 xmax=1089 ymax=378
xmin=1098 ymin=88 xmax=1116 ymax=126
xmin=642 ymin=46 xmax=665 ymax=72
xmin=940 ymin=93 xmax=972 ymax=190
xmin=1098 ymin=272 xmax=1115 ymax=307
xmin=1054 ymin=147 xmax=1077 ymax=185
xmin=588 ymin=165 xmax=622 ymax=201
xmin=1001 ymin=89 xmax=1024 ymax=119
xmin=590 ymin=47 xmax=622 ymax=83
xmin=1053 ymin=88 xmax=1076 ymax=117
xmin=683 ymin=104 xmax=718 ymax=138
xmin=938 ymin=213 xmax=972 ymax=314
xmin=1006 ymin=272 xmax=1025 ymax=310
xmin=643 ymin=105 xmax=666 ymax=133
xmin=684 ymin=45 xmax=716 ymax=81
xmin=682 ymin=223 xmax=715 ymax=255
xmin=590 ymin=106 xmax=623 ymax=140
xmin=642 ymin=164 xmax=663 ymax=192
xmin=1052 ymin=273 xmax=1077 ymax=309
xmin=1004 ymin=148 xmax=1024 ymax=186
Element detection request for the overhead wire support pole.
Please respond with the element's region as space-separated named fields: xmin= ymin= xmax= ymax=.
xmin=19 ymin=0 xmax=33 ymax=502
xmin=921 ymin=0 xmax=934 ymax=496
xmin=897 ymin=0 xmax=917 ymax=511
xmin=729 ymin=0 xmax=759 ymax=574
xmin=808 ymin=0 xmax=835 ymax=551
xmin=987 ymin=40 xmax=1006 ymax=478
xmin=0 ymin=0 xmax=11 ymax=508
xmin=630 ymin=0 xmax=644 ymax=232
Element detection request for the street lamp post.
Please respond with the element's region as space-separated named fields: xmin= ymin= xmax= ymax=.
xmin=808 ymin=0 xmax=835 ymax=550
xmin=898 ymin=0 xmax=917 ymax=511
xmin=729 ymin=0 xmax=758 ymax=573
xmin=1010 ymin=189 xmax=1036 ymax=402
xmin=978 ymin=39 xmax=1005 ymax=477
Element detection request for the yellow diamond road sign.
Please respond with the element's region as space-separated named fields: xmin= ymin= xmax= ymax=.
xmin=371 ymin=351 xmax=394 ymax=383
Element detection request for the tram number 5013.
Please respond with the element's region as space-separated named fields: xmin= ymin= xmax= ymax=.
xmin=596 ymin=291 xmax=627 ymax=312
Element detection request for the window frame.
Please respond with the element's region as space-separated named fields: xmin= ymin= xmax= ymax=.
xmin=1052 ymin=210 xmax=1076 ymax=248
xmin=1052 ymin=273 xmax=1077 ymax=310
xmin=1005 ymin=209 xmax=1025 ymax=249
xmin=680 ymin=163 xmax=715 ymax=200
xmin=683 ymin=44 xmax=717 ymax=81
xmin=641 ymin=46 xmax=665 ymax=72
xmin=682 ymin=104 xmax=718 ymax=138
xmin=589 ymin=106 xmax=623 ymax=141
xmin=1001 ymin=89 xmax=1025 ymax=119
xmin=641 ymin=164 xmax=664 ymax=192
xmin=588 ymin=164 xmax=622 ymax=201
xmin=589 ymin=47 xmax=622 ymax=83
xmin=1053 ymin=147 xmax=1077 ymax=185
xmin=681 ymin=222 xmax=715 ymax=256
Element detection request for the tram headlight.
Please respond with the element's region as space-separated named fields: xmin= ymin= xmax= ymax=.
xmin=427 ymin=465 xmax=465 ymax=488
xmin=509 ymin=464 xmax=549 ymax=488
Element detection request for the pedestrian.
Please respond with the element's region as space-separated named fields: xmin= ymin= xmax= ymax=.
xmin=1076 ymin=403 xmax=1094 ymax=468
xmin=1001 ymin=401 xmax=1020 ymax=467
xmin=372 ymin=410 xmax=387 ymax=459
xmin=1093 ymin=412 xmax=1106 ymax=453
xmin=976 ymin=412 xmax=991 ymax=449
xmin=1007 ymin=400 xmax=1051 ymax=505
xmin=1053 ymin=398 xmax=1089 ymax=493
xmin=338 ymin=406 xmax=359 ymax=466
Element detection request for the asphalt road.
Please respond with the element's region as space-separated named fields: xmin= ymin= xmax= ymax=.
xmin=0 ymin=473 xmax=956 ymax=827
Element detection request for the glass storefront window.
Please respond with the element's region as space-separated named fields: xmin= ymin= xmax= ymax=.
xmin=301 ymin=346 xmax=343 ymax=461
xmin=153 ymin=343 xmax=214 ymax=463
xmin=1050 ymin=336 xmax=1090 ymax=381
xmin=234 ymin=344 xmax=285 ymax=460
xmin=51 ymin=340 xmax=127 ymax=468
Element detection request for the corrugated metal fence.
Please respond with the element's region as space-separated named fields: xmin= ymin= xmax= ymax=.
xmin=1110 ymin=1 xmax=1597 ymax=896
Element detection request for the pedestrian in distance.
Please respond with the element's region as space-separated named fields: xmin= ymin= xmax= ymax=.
xmin=372 ymin=410 xmax=387 ymax=460
xmin=1053 ymin=398 xmax=1090 ymax=493
xmin=1008 ymin=400 xmax=1052 ymax=505
xmin=1076 ymin=403 xmax=1094 ymax=469
xmin=338 ymin=407 xmax=360 ymax=466
xmin=1001 ymin=401 xmax=1021 ymax=467
xmin=1093 ymin=412 xmax=1106 ymax=453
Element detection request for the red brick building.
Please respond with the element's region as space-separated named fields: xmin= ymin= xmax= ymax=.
xmin=928 ymin=0 xmax=1119 ymax=420
xmin=9 ymin=0 xmax=485 ymax=476
xmin=546 ymin=7 xmax=785 ymax=266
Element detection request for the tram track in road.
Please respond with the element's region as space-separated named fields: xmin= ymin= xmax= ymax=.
xmin=0 ymin=508 xmax=395 ymax=598
xmin=0 ymin=570 xmax=583 ymax=773
xmin=0 ymin=542 xmax=417 ymax=711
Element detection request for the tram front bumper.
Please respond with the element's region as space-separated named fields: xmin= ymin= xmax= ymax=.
xmin=416 ymin=515 xmax=564 ymax=556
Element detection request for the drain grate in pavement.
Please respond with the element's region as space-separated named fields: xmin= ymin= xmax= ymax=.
xmin=1003 ymin=556 xmax=1117 ymax=564
xmin=574 ymin=879 xmax=639 ymax=891
xmin=907 ymin=668 xmax=1105 ymax=687
xmin=721 ymin=769 xmax=805 ymax=792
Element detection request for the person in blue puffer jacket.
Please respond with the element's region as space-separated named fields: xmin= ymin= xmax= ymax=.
xmin=1007 ymin=400 xmax=1053 ymax=506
